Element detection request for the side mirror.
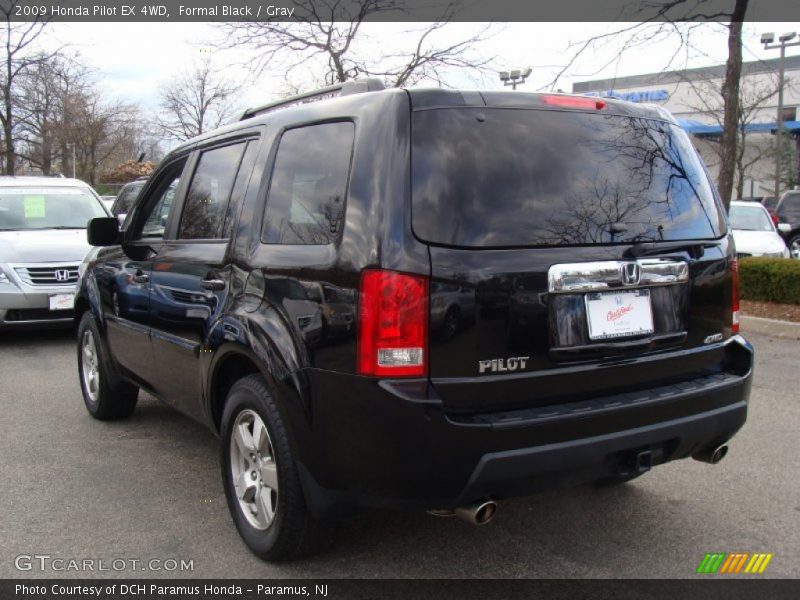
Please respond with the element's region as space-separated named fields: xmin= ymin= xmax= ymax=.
xmin=87 ymin=217 xmax=120 ymax=246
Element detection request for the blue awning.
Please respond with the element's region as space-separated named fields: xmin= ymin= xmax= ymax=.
xmin=677 ymin=119 xmax=800 ymax=137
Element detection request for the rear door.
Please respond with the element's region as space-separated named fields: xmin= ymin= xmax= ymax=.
xmin=412 ymin=104 xmax=734 ymax=415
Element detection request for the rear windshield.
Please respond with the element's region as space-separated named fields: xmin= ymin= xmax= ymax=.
xmin=411 ymin=108 xmax=725 ymax=248
xmin=0 ymin=187 xmax=106 ymax=231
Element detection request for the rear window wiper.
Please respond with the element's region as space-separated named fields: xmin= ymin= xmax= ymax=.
xmin=627 ymin=240 xmax=718 ymax=258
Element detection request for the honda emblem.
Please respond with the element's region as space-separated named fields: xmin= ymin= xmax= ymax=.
xmin=621 ymin=263 xmax=641 ymax=286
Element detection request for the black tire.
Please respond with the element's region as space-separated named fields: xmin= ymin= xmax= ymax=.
xmin=221 ymin=374 xmax=335 ymax=561
xmin=76 ymin=311 xmax=138 ymax=420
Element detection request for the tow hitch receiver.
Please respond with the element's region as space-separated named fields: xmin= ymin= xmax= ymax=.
xmin=635 ymin=450 xmax=653 ymax=474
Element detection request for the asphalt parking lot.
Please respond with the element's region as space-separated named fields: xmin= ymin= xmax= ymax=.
xmin=0 ymin=327 xmax=798 ymax=579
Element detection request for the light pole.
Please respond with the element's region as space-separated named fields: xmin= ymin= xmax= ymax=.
xmin=66 ymin=142 xmax=76 ymax=178
xmin=762 ymin=31 xmax=800 ymax=199
xmin=499 ymin=67 xmax=532 ymax=90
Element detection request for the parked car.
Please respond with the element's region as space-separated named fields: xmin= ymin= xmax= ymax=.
xmin=265 ymin=276 xmax=324 ymax=346
xmin=430 ymin=282 xmax=476 ymax=339
xmin=75 ymin=82 xmax=753 ymax=561
xmin=770 ymin=190 xmax=800 ymax=258
xmin=0 ymin=176 xmax=109 ymax=327
xmin=728 ymin=200 xmax=790 ymax=258
xmin=110 ymin=177 xmax=148 ymax=224
xmin=761 ymin=195 xmax=779 ymax=212
xmin=301 ymin=281 xmax=355 ymax=339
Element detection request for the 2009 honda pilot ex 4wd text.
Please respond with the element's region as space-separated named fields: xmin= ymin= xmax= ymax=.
xmin=75 ymin=81 xmax=753 ymax=561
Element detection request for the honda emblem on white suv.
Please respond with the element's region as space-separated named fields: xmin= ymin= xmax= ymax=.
xmin=55 ymin=269 xmax=71 ymax=282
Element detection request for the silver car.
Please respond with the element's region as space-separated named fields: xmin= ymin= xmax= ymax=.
xmin=0 ymin=176 xmax=109 ymax=327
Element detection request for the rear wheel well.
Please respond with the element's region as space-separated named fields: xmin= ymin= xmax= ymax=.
xmin=212 ymin=353 xmax=260 ymax=432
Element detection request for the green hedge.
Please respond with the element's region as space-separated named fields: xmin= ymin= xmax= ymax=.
xmin=739 ymin=257 xmax=800 ymax=305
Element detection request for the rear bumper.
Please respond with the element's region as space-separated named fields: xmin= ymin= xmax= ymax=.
xmin=291 ymin=335 xmax=753 ymax=518
xmin=454 ymin=399 xmax=746 ymax=506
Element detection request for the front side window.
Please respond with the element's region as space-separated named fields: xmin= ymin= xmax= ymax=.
xmin=179 ymin=142 xmax=247 ymax=240
xmin=137 ymin=160 xmax=186 ymax=239
xmin=0 ymin=187 xmax=106 ymax=231
xmin=262 ymin=122 xmax=355 ymax=245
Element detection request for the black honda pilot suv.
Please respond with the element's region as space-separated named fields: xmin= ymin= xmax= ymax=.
xmin=75 ymin=81 xmax=753 ymax=561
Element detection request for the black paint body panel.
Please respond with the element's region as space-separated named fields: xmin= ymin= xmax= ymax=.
xmin=75 ymin=88 xmax=753 ymax=515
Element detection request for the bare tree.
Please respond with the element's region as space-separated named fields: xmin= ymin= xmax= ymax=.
xmin=0 ymin=0 xmax=57 ymax=174
xmin=15 ymin=53 xmax=91 ymax=175
xmin=214 ymin=0 xmax=495 ymax=90
xmin=546 ymin=0 xmax=749 ymax=209
xmin=157 ymin=58 xmax=242 ymax=142
xmin=10 ymin=50 xmax=151 ymax=183
xmin=71 ymin=96 xmax=143 ymax=186
xmin=681 ymin=66 xmax=781 ymax=198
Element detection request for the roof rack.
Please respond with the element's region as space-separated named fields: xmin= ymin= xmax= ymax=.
xmin=240 ymin=78 xmax=386 ymax=121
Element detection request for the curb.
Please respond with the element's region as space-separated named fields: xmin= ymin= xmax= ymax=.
xmin=740 ymin=315 xmax=800 ymax=340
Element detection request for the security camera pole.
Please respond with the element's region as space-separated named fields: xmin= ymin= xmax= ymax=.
xmin=762 ymin=31 xmax=800 ymax=199
xmin=499 ymin=67 xmax=532 ymax=90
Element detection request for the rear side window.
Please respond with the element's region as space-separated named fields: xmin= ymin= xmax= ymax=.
xmin=262 ymin=122 xmax=354 ymax=245
xmin=179 ymin=142 xmax=247 ymax=240
xmin=411 ymin=108 xmax=725 ymax=248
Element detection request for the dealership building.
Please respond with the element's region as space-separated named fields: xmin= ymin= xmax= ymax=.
xmin=572 ymin=55 xmax=800 ymax=198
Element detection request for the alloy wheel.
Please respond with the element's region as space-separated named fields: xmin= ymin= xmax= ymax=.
xmin=230 ymin=409 xmax=279 ymax=530
xmin=81 ymin=330 xmax=100 ymax=405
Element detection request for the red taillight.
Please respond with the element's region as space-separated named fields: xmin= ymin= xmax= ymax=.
xmin=542 ymin=95 xmax=606 ymax=110
xmin=731 ymin=258 xmax=740 ymax=334
xmin=770 ymin=211 xmax=780 ymax=226
xmin=357 ymin=269 xmax=428 ymax=377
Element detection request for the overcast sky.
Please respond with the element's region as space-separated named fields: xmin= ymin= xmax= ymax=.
xmin=34 ymin=21 xmax=800 ymax=114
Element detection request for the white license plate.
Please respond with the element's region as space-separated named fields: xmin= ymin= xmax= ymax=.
xmin=585 ymin=289 xmax=654 ymax=341
xmin=48 ymin=293 xmax=75 ymax=311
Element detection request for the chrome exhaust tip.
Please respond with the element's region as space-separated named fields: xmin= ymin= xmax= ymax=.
xmin=454 ymin=500 xmax=497 ymax=526
xmin=693 ymin=444 xmax=729 ymax=464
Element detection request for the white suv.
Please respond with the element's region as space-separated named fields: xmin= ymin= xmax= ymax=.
xmin=0 ymin=176 xmax=109 ymax=327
